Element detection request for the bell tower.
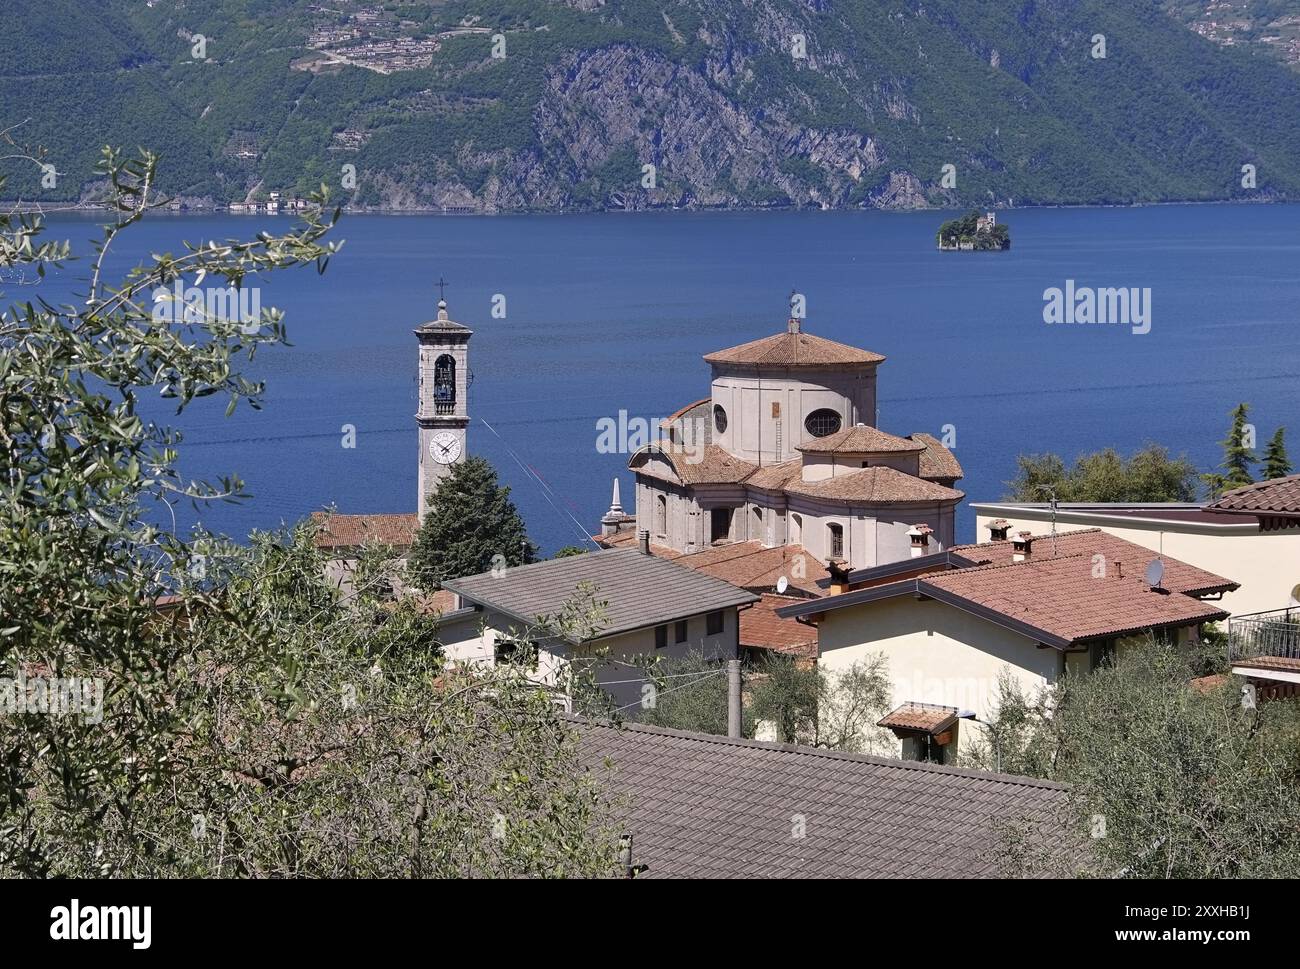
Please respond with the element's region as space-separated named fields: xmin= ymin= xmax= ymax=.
xmin=415 ymin=289 xmax=471 ymax=517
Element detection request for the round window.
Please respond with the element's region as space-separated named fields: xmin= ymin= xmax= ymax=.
xmin=804 ymin=408 xmax=843 ymax=438
xmin=713 ymin=404 xmax=728 ymax=434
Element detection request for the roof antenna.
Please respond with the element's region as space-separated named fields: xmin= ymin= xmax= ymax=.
xmin=1033 ymin=484 xmax=1059 ymax=556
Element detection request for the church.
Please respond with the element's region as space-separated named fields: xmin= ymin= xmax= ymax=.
xmin=310 ymin=294 xmax=471 ymax=583
xmin=608 ymin=309 xmax=964 ymax=572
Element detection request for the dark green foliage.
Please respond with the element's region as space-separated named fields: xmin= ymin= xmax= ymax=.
xmin=407 ymin=456 xmax=537 ymax=590
xmin=1006 ymin=445 xmax=1199 ymax=502
xmin=1263 ymin=427 xmax=1293 ymax=479
xmin=7 ymin=0 xmax=1300 ymax=208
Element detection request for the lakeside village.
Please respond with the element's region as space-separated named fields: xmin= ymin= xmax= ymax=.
xmin=302 ymin=292 xmax=1300 ymax=877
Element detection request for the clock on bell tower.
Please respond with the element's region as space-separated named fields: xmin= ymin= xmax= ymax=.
xmin=415 ymin=289 xmax=471 ymax=518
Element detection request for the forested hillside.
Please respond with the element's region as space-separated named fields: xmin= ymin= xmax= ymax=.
xmin=3 ymin=0 xmax=1300 ymax=211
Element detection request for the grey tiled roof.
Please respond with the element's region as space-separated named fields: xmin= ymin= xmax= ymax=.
xmin=443 ymin=548 xmax=758 ymax=641
xmin=576 ymin=719 xmax=1079 ymax=878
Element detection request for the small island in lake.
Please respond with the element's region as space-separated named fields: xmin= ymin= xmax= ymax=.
xmin=936 ymin=210 xmax=1011 ymax=251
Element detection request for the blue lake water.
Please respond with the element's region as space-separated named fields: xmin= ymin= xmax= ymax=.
xmin=31 ymin=205 xmax=1300 ymax=555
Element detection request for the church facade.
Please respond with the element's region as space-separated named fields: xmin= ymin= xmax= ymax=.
xmin=626 ymin=315 xmax=964 ymax=571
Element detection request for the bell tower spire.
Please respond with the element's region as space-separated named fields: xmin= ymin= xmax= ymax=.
xmin=415 ymin=284 xmax=472 ymax=518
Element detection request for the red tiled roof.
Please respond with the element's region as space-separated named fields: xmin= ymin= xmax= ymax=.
xmin=911 ymin=433 xmax=964 ymax=481
xmin=878 ymin=702 xmax=959 ymax=735
xmin=952 ymin=528 xmax=1237 ymax=596
xmin=703 ymin=328 xmax=885 ymax=368
xmin=922 ymin=554 xmax=1228 ymax=645
xmin=659 ymin=397 xmax=711 ymax=430
xmin=796 ymin=424 xmax=924 ymax=455
xmin=631 ymin=444 xmax=758 ymax=486
xmin=310 ymin=511 xmax=420 ymax=550
xmin=672 ymin=541 xmax=828 ymax=594
xmin=592 ymin=529 xmax=682 ymax=558
xmin=746 ymin=459 xmax=803 ymax=491
xmin=741 ymin=594 xmax=819 ymax=657
xmin=784 ymin=466 xmax=964 ymax=504
xmin=1208 ymin=474 xmax=1300 ymax=519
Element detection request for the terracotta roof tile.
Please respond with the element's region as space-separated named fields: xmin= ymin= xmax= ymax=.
xmin=746 ymin=459 xmax=803 ymax=491
xmin=310 ymin=511 xmax=420 ymax=550
xmin=632 ymin=444 xmax=758 ymax=486
xmin=922 ymin=554 xmax=1228 ymax=644
xmin=1208 ymin=474 xmax=1300 ymax=516
xmin=673 ymin=541 xmax=828 ymax=594
xmin=952 ymin=528 xmax=1237 ymax=596
xmin=910 ymin=433 xmax=964 ymax=481
xmin=784 ymin=466 xmax=964 ymax=504
xmin=703 ymin=327 xmax=885 ymax=368
xmin=796 ymin=424 xmax=924 ymax=455
xmin=741 ymin=594 xmax=819 ymax=657
xmin=878 ymin=702 xmax=959 ymax=735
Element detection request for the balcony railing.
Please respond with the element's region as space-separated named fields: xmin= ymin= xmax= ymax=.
xmin=1227 ymin=607 xmax=1300 ymax=662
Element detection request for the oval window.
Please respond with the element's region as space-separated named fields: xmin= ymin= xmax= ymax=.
xmin=804 ymin=408 xmax=842 ymax=438
xmin=713 ymin=404 xmax=728 ymax=434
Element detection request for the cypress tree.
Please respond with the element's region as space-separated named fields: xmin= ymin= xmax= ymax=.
xmin=407 ymin=456 xmax=537 ymax=590
xmin=1263 ymin=427 xmax=1293 ymax=480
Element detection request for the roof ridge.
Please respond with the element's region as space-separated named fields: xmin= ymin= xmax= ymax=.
xmin=567 ymin=715 xmax=1071 ymax=792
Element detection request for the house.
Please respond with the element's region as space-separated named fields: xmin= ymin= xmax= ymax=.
xmin=777 ymin=528 xmax=1236 ymax=762
xmin=1205 ymin=475 xmax=1300 ymax=695
xmin=628 ymin=311 xmax=964 ymax=572
xmin=309 ymin=510 xmax=419 ymax=594
xmin=972 ymin=500 xmax=1300 ymax=616
xmin=438 ymin=546 xmax=758 ymax=708
xmin=575 ymin=718 xmax=1080 ymax=878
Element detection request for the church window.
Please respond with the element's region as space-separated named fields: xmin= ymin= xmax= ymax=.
xmin=713 ymin=404 xmax=728 ymax=435
xmin=655 ymin=495 xmax=667 ymax=536
xmin=434 ymin=354 xmax=456 ymax=415
xmin=828 ymin=522 xmax=844 ymax=559
xmin=805 ymin=408 xmax=842 ymax=438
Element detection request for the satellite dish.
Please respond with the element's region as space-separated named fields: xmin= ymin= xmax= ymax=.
xmin=1144 ymin=559 xmax=1165 ymax=589
xmin=776 ymin=576 xmax=789 ymax=594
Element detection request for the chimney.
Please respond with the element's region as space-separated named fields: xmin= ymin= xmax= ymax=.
xmin=827 ymin=559 xmax=851 ymax=595
xmin=907 ymin=524 xmax=932 ymax=558
xmin=987 ymin=518 xmax=1011 ymax=541
xmin=1011 ymin=531 xmax=1033 ymax=562
xmin=637 ymin=528 xmax=650 ymax=556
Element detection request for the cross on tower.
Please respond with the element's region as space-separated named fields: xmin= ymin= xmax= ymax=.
xmin=436 ymin=276 xmax=449 ymax=302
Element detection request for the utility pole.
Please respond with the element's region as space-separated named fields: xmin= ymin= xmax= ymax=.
xmin=727 ymin=658 xmax=742 ymax=738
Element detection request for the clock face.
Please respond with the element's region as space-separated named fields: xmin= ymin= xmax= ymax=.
xmin=429 ymin=431 xmax=462 ymax=465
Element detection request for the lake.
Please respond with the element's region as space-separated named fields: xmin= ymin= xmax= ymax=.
xmin=30 ymin=204 xmax=1300 ymax=555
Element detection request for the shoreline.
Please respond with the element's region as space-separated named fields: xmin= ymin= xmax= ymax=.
xmin=3 ymin=196 xmax=1289 ymax=217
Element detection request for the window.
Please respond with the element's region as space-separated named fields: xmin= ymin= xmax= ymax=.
xmin=804 ymin=408 xmax=842 ymax=438
xmin=675 ymin=620 xmax=688 ymax=644
xmin=710 ymin=507 xmax=733 ymax=543
xmin=655 ymin=494 xmax=667 ymax=536
xmin=713 ymin=404 xmax=728 ymax=434
xmin=790 ymin=513 xmax=803 ymax=544
xmin=494 ymin=637 xmax=538 ymax=670
xmin=751 ymin=505 xmax=763 ymax=541
xmin=655 ymin=625 xmax=668 ymax=649
xmin=434 ymin=354 xmax=456 ymax=415
xmin=828 ymin=522 xmax=844 ymax=559
xmin=706 ymin=611 xmax=724 ymax=636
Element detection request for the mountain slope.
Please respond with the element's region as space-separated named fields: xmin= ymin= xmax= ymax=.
xmin=3 ymin=0 xmax=1299 ymax=210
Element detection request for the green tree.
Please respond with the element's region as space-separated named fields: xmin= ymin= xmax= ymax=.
xmin=1263 ymin=426 xmax=1293 ymax=480
xmin=407 ymin=456 xmax=538 ymax=590
xmin=553 ymin=546 xmax=589 ymax=558
xmin=0 ymin=152 xmax=621 ymax=877
xmin=637 ymin=651 xmax=747 ymax=737
xmin=975 ymin=640 xmax=1300 ymax=877
xmin=1007 ymin=445 xmax=1198 ymax=502
xmin=1203 ymin=403 xmax=1256 ymax=497
xmin=748 ymin=653 xmax=893 ymax=751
